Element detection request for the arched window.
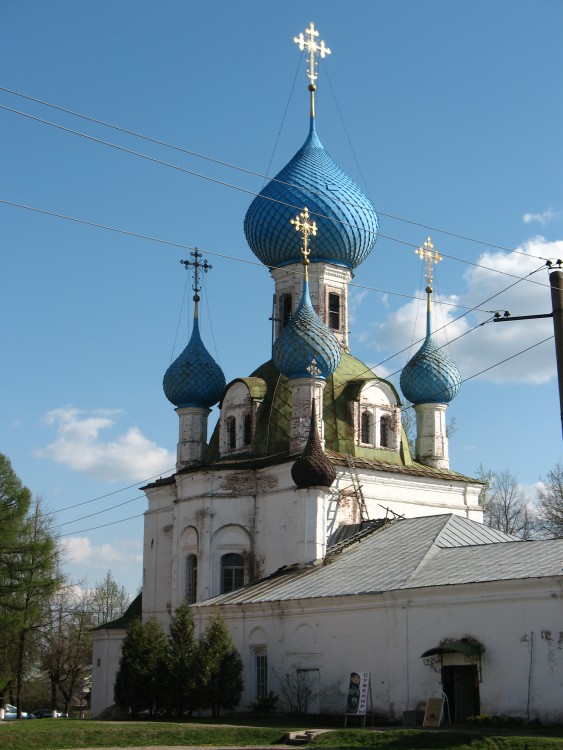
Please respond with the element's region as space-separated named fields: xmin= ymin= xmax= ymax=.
xmin=328 ymin=292 xmax=340 ymax=330
xmin=255 ymin=649 xmax=268 ymax=698
xmin=243 ymin=414 xmax=252 ymax=446
xmin=185 ymin=554 xmax=197 ymax=604
xmin=361 ymin=410 xmax=373 ymax=445
xmin=380 ymin=415 xmax=391 ymax=448
xmin=221 ymin=552 xmax=245 ymax=594
xmin=227 ymin=416 xmax=236 ymax=450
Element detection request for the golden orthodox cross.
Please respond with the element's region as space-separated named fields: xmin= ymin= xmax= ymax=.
xmin=415 ymin=236 xmax=442 ymax=287
xmin=291 ymin=207 xmax=318 ymax=275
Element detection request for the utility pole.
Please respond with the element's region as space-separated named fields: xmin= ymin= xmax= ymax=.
xmin=493 ymin=262 xmax=563 ymax=438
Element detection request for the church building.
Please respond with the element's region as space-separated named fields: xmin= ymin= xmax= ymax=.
xmin=91 ymin=24 xmax=563 ymax=724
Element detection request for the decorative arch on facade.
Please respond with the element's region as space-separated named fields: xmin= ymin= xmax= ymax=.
xmin=356 ymin=380 xmax=401 ymax=452
xmin=219 ymin=379 xmax=267 ymax=456
xmin=179 ymin=526 xmax=199 ymax=604
xmin=211 ymin=524 xmax=251 ymax=597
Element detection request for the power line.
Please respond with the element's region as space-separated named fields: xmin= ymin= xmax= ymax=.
xmin=0 ymin=197 xmax=551 ymax=316
xmin=0 ymin=84 xmax=543 ymax=260
xmin=0 ymin=102 xmax=553 ymax=287
xmin=43 ymin=468 xmax=175 ymax=517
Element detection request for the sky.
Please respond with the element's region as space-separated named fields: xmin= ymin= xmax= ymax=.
xmin=1 ymin=1 xmax=562 ymax=597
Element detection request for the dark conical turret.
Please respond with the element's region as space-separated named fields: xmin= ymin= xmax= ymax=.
xmin=291 ymin=400 xmax=336 ymax=489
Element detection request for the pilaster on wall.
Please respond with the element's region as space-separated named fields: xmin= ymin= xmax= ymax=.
xmin=414 ymin=402 xmax=449 ymax=470
xmin=271 ymin=262 xmax=353 ymax=351
xmin=176 ymin=406 xmax=211 ymax=468
xmin=289 ymin=378 xmax=326 ymax=453
xmin=294 ymin=487 xmax=331 ymax=564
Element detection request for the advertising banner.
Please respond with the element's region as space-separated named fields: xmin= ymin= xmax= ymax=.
xmin=346 ymin=671 xmax=370 ymax=715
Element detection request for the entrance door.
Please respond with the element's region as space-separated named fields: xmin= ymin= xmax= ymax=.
xmin=442 ymin=665 xmax=479 ymax=722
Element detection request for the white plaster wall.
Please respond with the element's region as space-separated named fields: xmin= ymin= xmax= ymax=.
xmin=90 ymin=629 xmax=126 ymax=717
xmin=332 ymin=469 xmax=483 ymax=523
xmin=143 ymin=484 xmax=176 ymax=628
xmin=193 ymin=577 xmax=563 ymax=723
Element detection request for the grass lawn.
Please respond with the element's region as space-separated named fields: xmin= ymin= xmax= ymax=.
xmin=1 ymin=719 xmax=563 ymax=750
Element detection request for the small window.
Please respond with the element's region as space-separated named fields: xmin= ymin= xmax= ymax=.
xmin=255 ymin=651 xmax=268 ymax=698
xmin=185 ymin=554 xmax=197 ymax=604
xmin=96 ymin=659 xmax=101 ymax=667
xmin=281 ymin=294 xmax=292 ymax=329
xmin=380 ymin=415 xmax=391 ymax=448
xmin=328 ymin=292 xmax=340 ymax=330
xmin=227 ymin=416 xmax=236 ymax=450
xmin=243 ymin=414 xmax=252 ymax=446
xmin=361 ymin=410 xmax=373 ymax=444
xmin=221 ymin=552 xmax=245 ymax=594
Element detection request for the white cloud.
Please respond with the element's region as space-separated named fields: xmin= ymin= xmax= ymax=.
xmin=369 ymin=237 xmax=563 ymax=385
xmin=61 ymin=536 xmax=142 ymax=567
xmin=36 ymin=407 xmax=175 ymax=481
xmin=523 ymin=208 xmax=560 ymax=226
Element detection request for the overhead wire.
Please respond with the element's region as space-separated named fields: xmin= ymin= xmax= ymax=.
xmin=0 ymin=83 xmax=545 ymax=261
xmin=0 ymin=102 xmax=553 ymax=287
xmin=0 ymin=196 xmax=527 ymax=314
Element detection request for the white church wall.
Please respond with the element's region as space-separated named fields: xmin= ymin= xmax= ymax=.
xmin=90 ymin=629 xmax=126 ymax=718
xmin=143 ymin=484 xmax=175 ymax=628
xmin=194 ymin=577 xmax=563 ymax=723
xmin=333 ymin=469 xmax=483 ymax=523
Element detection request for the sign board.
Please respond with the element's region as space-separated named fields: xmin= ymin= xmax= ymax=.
xmin=423 ymin=696 xmax=444 ymax=727
xmin=346 ymin=672 xmax=370 ymax=715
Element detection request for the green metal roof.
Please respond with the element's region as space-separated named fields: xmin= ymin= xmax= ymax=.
xmin=91 ymin=593 xmax=142 ymax=631
xmin=206 ymin=353 xmax=412 ymax=466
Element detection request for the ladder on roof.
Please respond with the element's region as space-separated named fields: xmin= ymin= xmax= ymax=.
xmin=344 ymin=454 xmax=369 ymax=522
xmin=326 ymin=492 xmax=340 ymax=536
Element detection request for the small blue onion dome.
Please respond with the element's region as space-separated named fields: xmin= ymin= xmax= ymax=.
xmin=163 ymin=316 xmax=226 ymax=408
xmin=244 ymin=124 xmax=378 ymax=269
xmin=273 ymin=279 xmax=341 ymax=380
xmin=400 ymin=309 xmax=461 ymax=405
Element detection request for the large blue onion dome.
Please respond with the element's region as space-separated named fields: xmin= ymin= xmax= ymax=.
xmin=400 ymin=308 xmax=461 ymax=405
xmin=163 ymin=315 xmax=226 ymax=408
xmin=273 ymin=278 xmax=341 ymax=380
xmin=244 ymin=124 xmax=379 ymax=269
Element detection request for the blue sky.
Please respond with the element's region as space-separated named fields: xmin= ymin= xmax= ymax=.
xmin=1 ymin=1 xmax=562 ymax=596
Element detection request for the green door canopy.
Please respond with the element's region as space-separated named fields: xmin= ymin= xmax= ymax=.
xmin=421 ymin=641 xmax=483 ymax=659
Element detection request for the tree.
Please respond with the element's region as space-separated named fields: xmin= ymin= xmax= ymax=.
xmin=40 ymin=583 xmax=93 ymax=715
xmin=198 ymin=614 xmax=243 ymax=716
xmin=11 ymin=498 xmax=63 ymax=717
xmin=164 ymin=602 xmax=198 ymax=716
xmin=114 ymin=617 xmax=168 ymax=717
xmin=88 ymin=570 xmax=130 ymax=627
xmin=477 ymin=466 xmax=535 ymax=539
xmin=0 ymin=454 xmax=32 ymax=704
xmin=536 ymin=461 xmax=563 ymax=538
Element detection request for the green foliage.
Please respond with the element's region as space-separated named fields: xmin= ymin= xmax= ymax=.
xmin=114 ymin=616 xmax=168 ymax=717
xmin=249 ymin=689 xmax=279 ymax=712
xmin=164 ymin=601 xmax=198 ymax=716
xmin=198 ymin=614 xmax=244 ymax=716
xmin=1 ymin=721 xmax=563 ymax=750
xmin=114 ymin=609 xmax=243 ymax=718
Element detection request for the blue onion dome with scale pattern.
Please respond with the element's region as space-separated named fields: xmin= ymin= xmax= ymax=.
xmin=244 ymin=123 xmax=379 ymax=269
xmin=163 ymin=313 xmax=226 ymax=409
xmin=273 ymin=276 xmax=341 ymax=380
xmin=400 ymin=305 xmax=461 ymax=405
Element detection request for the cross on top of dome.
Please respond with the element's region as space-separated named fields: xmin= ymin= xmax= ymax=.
xmin=290 ymin=207 xmax=317 ymax=271
xmin=181 ymin=248 xmax=213 ymax=305
xmin=415 ymin=236 xmax=443 ymax=291
xmin=293 ymin=23 xmax=331 ymax=119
